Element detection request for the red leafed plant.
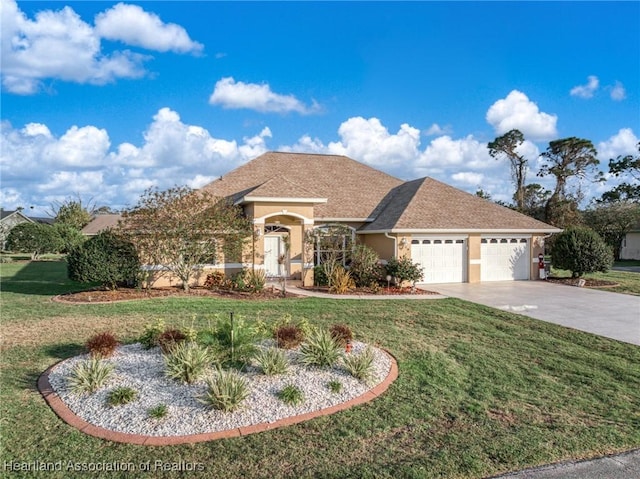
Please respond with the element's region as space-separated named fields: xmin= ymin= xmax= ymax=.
xmin=86 ymin=332 xmax=119 ymax=358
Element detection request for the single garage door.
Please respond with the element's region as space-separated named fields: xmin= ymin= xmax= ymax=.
xmin=412 ymin=238 xmax=467 ymax=284
xmin=481 ymin=237 xmax=530 ymax=281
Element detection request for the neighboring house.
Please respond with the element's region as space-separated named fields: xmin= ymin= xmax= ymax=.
xmin=194 ymin=152 xmax=560 ymax=286
xmin=620 ymin=226 xmax=640 ymax=260
xmin=0 ymin=209 xmax=35 ymax=250
xmin=81 ymin=214 xmax=122 ymax=236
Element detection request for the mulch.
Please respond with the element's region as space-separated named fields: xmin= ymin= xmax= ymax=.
xmin=545 ymin=277 xmax=619 ymax=288
xmin=301 ymin=286 xmax=439 ymax=295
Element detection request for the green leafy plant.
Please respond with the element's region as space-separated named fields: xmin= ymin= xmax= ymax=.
xmin=107 ymin=386 xmax=138 ymax=406
xmin=313 ymin=265 xmax=329 ymax=286
xmin=278 ymin=384 xmax=304 ymax=406
xmin=199 ymin=367 xmax=250 ymax=412
xmin=245 ymin=269 xmax=266 ymax=292
xmin=254 ymin=347 xmax=289 ymax=375
xmin=67 ymin=358 xmax=114 ymax=394
xmin=385 ymin=257 xmax=423 ymax=285
xmin=85 ymin=332 xmax=118 ymax=358
xmin=157 ymin=328 xmax=187 ymax=353
xmin=147 ymin=404 xmax=169 ymax=420
xmin=274 ymin=324 xmax=305 ymax=349
xmin=342 ymin=346 xmax=376 ymax=385
xmin=215 ymin=314 xmax=257 ymax=367
xmin=329 ymin=266 xmax=355 ymax=294
xmin=327 ymin=380 xmax=343 ymax=394
xmin=349 ymin=244 xmax=384 ymax=287
xmin=139 ymin=318 xmax=166 ymax=349
xmin=551 ymin=226 xmax=614 ymax=278
xmin=329 ymin=323 xmax=353 ymax=347
xmin=163 ymin=342 xmax=212 ymax=384
xmin=299 ymin=328 xmax=342 ymax=368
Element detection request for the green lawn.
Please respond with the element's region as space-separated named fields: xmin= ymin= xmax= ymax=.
xmin=1 ymin=261 xmax=639 ymax=479
xmin=550 ymin=265 xmax=640 ymax=296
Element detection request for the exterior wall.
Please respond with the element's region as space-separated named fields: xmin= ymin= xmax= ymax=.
xmin=467 ymin=234 xmax=481 ymax=283
xmin=358 ymin=233 xmax=396 ymax=260
xmin=621 ymin=232 xmax=640 ymax=260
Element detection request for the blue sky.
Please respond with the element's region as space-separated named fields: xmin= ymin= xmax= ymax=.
xmin=1 ymin=0 xmax=638 ymax=216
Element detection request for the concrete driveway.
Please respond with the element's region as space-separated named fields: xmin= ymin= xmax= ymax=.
xmin=428 ymin=281 xmax=640 ymax=346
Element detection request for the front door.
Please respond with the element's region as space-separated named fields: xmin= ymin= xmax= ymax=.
xmin=264 ymin=235 xmax=282 ymax=277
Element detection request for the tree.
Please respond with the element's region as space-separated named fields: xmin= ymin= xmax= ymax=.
xmin=118 ymin=186 xmax=252 ymax=292
xmin=51 ymin=196 xmax=94 ymax=230
xmin=52 ymin=223 xmax=86 ymax=253
xmin=538 ymin=137 xmax=599 ymax=227
xmin=551 ymin=226 xmax=613 ymax=278
xmin=600 ymin=142 xmax=640 ymax=203
xmin=488 ymin=129 xmax=529 ymax=211
xmin=583 ymin=202 xmax=640 ymax=260
xmin=520 ymin=183 xmax=551 ymax=221
xmin=67 ymin=231 xmax=139 ymax=290
xmin=5 ymin=223 xmax=62 ymax=259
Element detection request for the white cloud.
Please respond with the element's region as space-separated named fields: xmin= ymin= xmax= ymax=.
xmin=486 ymin=90 xmax=558 ymax=141
xmin=425 ymin=123 xmax=452 ymax=136
xmin=46 ymin=126 xmax=111 ymax=167
xmin=451 ymin=172 xmax=484 ymax=185
xmin=1 ymin=0 xmax=200 ymax=94
xmin=419 ymin=135 xmax=493 ymax=170
xmin=610 ymin=81 xmax=626 ymax=101
xmin=597 ymin=128 xmax=638 ymax=161
xmin=209 ymin=77 xmax=320 ymax=114
xmin=94 ymin=3 xmax=203 ymax=54
xmin=570 ymin=75 xmax=599 ymax=99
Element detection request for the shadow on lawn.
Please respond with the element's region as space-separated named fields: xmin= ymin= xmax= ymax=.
xmin=0 ymin=260 xmax=94 ymax=296
xmin=44 ymin=342 xmax=85 ymax=360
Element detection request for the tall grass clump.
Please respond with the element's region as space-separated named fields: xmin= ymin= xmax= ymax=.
xmin=299 ymin=328 xmax=342 ymax=368
xmin=254 ymin=347 xmax=289 ymax=375
xmin=199 ymin=367 xmax=250 ymax=412
xmin=163 ymin=342 xmax=212 ymax=384
xmin=342 ymin=346 xmax=376 ymax=385
xmin=67 ymin=358 xmax=114 ymax=394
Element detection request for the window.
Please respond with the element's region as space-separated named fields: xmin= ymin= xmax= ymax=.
xmin=312 ymin=225 xmax=355 ymax=266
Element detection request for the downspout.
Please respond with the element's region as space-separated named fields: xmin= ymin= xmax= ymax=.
xmin=384 ymin=232 xmax=398 ymax=258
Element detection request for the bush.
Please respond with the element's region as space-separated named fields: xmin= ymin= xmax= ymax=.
xmin=107 ymin=386 xmax=138 ymax=406
xmin=163 ymin=342 xmax=212 ymax=384
xmin=551 ymin=226 xmax=613 ymax=278
xmin=254 ymin=347 xmax=289 ymax=375
xmin=329 ymin=266 xmax=355 ymax=294
xmin=299 ymin=328 xmax=342 ymax=368
xmin=199 ymin=367 xmax=249 ymax=412
xmin=274 ymin=324 xmax=305 ymax=349
xmin=52 ymin=223 xmax=85 ymax=253
xmin=342 ymin=346 xmax=376 ymax=385
xmin=85 ymin=332 xmax=118 ymax=358
xmin=215 ymin=315 xmax=257 ymax=367
xmin=204 ymin=271 xmax=232 ymax=290
xmin=349 ymin=244 xmax=384 ymax=287
xmin=139 ymin=318 xmax=166 ymax=349
xmin=245 ymin=269 xmax=266 ymax=292
xmin=277 ymin=384 xmax=304 ymax=406
xmin=157 ymin=328 xmax=187 ymax=353
xmin=5 ymin=223 xmax=62 ymax=259
xmin=67 ymin=358 xmax=114 ymax=394
xmin=385 ymin=257 xmax=423 ymax=285
xmin=313 ymin=265 xmax=329 ymax=286
xmin=67 ymin=230 xmax=139 ymax=290
xmin=329 ymin=323 xmax=353 ymax=347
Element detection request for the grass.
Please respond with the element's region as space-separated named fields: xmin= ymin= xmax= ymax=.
xmin=1 ymin=260 xmax=639 ymax=478
xmin=551 ymin=265 xmax=640 ymax=296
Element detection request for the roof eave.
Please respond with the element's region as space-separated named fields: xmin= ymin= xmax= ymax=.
xmin=236 ymin=196 xmax=328 ymax=205
xmin=358 ymin=228 xmax=562 ymax=234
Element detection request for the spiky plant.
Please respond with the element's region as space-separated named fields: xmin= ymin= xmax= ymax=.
xmin=67 ymin=358 xmax=114 ymax=394
xmin=199 ymin=367 xmax=249 ymax=412
xmin=163 ymin=342 xmax=212 ymax=384
xmin=254 ymin=347 xmax=289 ymax=375
xmin=342 ymin=346 xmax=376 ymax=385
xmin=299 ymin=328 xmax=342 ymax=368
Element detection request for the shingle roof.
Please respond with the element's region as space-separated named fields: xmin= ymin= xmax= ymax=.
xmin=239 ymin=175 xmax=326 ymax=202
xmin=201 ymin=152 xmax=403 ymax=219
xmin=360 ymin=177 xmax=559 ymax=232
xmin=81 ymin=214 xmax=122 ymax=235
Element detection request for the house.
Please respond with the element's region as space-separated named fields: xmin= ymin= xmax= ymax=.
xmin=196 ymin=152 xmax=560 ymax=286
xmin=0 ymin=209 xmax=35 ymax=250
xmin=620 ymin=225 xmax=640 ymax=260
xmin=81 ymin=214 xmax=122 ymax=236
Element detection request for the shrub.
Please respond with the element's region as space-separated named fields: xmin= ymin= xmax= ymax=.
xmin=52 ymin=223 xmax=85 ymax=254
xmin=328 ymin=380 xmax=343 ymax=394
xmin=67 ymin=358 xmax=114 ymax=394
xmin=299 ymin=328 xmax=342 ymax=368
xmin=67 ymin=230 xmax=139 ymax=290
xmin=274 ymin=324 xmax=305 ymax=349
xmin=342 ymin=346 xmax=376 ymax=385
xmin=147 ymin=404 xmax=168 ymax=419
xmin=551 ymin=226 xmax=614 ymax=278
xmin=107 ymin=386 xmax=138 ymax=406
xmin=254 ymin=347 xmax=289 ymax=375
xmin=85 ymin=332 xmax=118 ymax=358
xmin=5 ymin=223 xmax=62 ymax=259
xmin=329 ymin=323 xmax=353 ymax=347
xmin=329 ymin=266 xmax=355 ymax=294
xmin=278 ymin=384 xmax=304 ymax=406
xmin=245 ymin=269 xmax=266 ymax=292
xmin=199 ymin=367 xmax=249 ymax=412
xmin=204 ymin=271 xmax=231 ymax=290
xmin=163 ymin=342 xmax=212 ymax=384
xmin=385 ymin=257 xmax=423 ymax=285
xmin=157 ymin=328 xmax=187 ymax=353
xmin=215 ymin=315 xmax=257 ymax=367
xmin=139 ymin=318 xmax=166 ymax=349
xmin=349 ymin=244 xmax=384 ymax=287
xmin=313 ymin=265 xmax=329 ymax=286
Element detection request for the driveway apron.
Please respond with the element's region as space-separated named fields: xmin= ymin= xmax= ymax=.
xmin=428 ymin=281 xmax=640 ymax=346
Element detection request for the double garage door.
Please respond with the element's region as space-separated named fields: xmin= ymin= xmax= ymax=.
xmin=411 ymin=236 xmax=530 ymax=284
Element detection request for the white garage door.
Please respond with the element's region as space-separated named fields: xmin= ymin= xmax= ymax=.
xmin=411 ymin=238 xmax=467 ymax=284
xmin=481 ymin=237 xmax=530 ymax=281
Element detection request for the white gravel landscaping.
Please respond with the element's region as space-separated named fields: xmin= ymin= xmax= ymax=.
xmin=47 ymin=341 xmax=392 ymax=437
